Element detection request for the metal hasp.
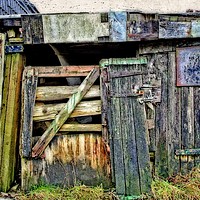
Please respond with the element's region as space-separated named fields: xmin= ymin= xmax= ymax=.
xmin=175 ymin=149 xmax=200 ymax=156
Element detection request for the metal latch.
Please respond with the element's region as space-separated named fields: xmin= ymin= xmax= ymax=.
xmin=132 ymin=79 xmax=161 ymax=104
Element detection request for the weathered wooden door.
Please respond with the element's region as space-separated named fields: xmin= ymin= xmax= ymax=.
xmin=100 ymin=58 xmax=155 ymax=197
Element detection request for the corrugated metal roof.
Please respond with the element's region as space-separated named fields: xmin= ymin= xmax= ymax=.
xmin=0 ymin=0 xmax=39 ymax=15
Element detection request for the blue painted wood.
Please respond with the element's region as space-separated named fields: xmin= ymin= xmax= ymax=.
xmin=5 ymin=45 xmax=24 ymax=53
xmin=191 ymin=20 xmax=200 ymax=38
xmin=109 ymin=12 xmax=127 ymax=42
xmin=159 ymin=21 xmax=191 ymax=39
xmin=177 ymin=46 xmax=200 ymax=86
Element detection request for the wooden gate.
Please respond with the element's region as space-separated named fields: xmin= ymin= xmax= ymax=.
xmin=100 ymin=57 xmax=160 ymax=197
xmin=20 ymin=65 xmax=111 ymax=190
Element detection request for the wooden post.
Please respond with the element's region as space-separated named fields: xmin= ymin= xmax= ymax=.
xmin=0 ymin=53 xmax=24 ymax=192
xmin=0 ymin=33 xmax=5 ymax=115
xmin=32 ymin=68 xmax=99 ymax=158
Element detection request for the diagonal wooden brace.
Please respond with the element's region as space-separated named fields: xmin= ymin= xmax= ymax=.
xmin=32 ymin=67 xmax=99 ymax=158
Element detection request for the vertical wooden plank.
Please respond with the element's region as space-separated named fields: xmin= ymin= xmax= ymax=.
xmin=0 ymin=33 xmax=5 ymax=114
xmin=132 ymin=73 xmax=151 ymax=194
xmin=120 ymin=65 xmax=141 ymax=196
xmin=0 ymin=54 xmax=24 ymax=192
xmin=167 ymin=52 xmax=181 ymax=176
xmin=110 ymin=65 xmax=126 ymax=195
xmin=109 ymin=12 xmax=127 ymax=42
xmin=194 ymin=88 xmax=200 ymax=166
xmin=181 ymin=87 xmax=195 ymax=174
xmin=0 ymin=54 xmax=12 ymax=186
xmin=21 ymin=68 xmax=38 ymax=158
xmin=155 ymin=53 xmax=169 ymax=178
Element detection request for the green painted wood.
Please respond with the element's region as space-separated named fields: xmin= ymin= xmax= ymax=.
xmin=154 ymin=54 xmax=169 ymax=178
xmin=0 ymin=54 xmax=24 ymax=192
xmin=181 ymin=87 xmax=195 ymax=174
xmin=32 ymin=68 xmax=99 ymax=158
xmin=167 ymin=52 xmax=181 ymax=175
xmin=0 ymin=33 xmax=5 ymax=115
xmin=0 ymin=55 xmax=12 ymax=190
xmin=21 ymin=68 xmax=38 ymax=158
xmin=194 ymin=88 xmax=200 ymax=166
xmin=100 ymin=57 xmax=147 ymax=68
xmin=176 ymin=149 xmax=200 ymax=156
xmin=42 ymin=14 xmax=109 ymax=43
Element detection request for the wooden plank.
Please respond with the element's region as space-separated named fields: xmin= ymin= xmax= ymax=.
xmin=0 ymin=33 xmax=5 ymax=115
xmin=176 ymin=149 xmax=200 ymax=156
xmin=167 ymin=52 xmax=181 ymax=176
xmin=22 ymin=134 xmax=111 ymax=190
xmin=21 ymin=15 xmax=32 ymax=44
xmin=21 ymin=15 xmax=44 ymax=44
xmin=155 ymin=54 xmax=169 ymax=178
xmin=5 ymin=45 xmax=24 ymax=53
xmin=109 ymin=12 xmax=127 ymax=42
xmin=0 ymin=54 xmax=24 ymax=192
xmin=59 ymin=124 xmax=102 ymax=132
xmin=21 ymin=68 xmax=38 ymax=158
xmin=0 ymin=54 xmax=12 ymax=189
xmin=127 ymin=13 xmax=158 ymax=41
xmin=36 ymin=85 xmax=100 ymax=101
xmin=176 ymin=46 xmax=200 ymax=86
xmin=159 ymin=21 xmax=191 ymax=39
xmin=139 ymin=41 xmax=173 ymax=55
xmin=132 ymin=74 xmax=151 ymax=194
xmin=100 ymin=67 xmax=113 ymax=180
xmin=110 ymin=67 xmax=126 ymax=195
xmin=194 ymin=88 xmax=200 ymax=166
xmin=191 ymin=20 xmax=200 ymax=37
xmin=42 ymin=14 xmax=109 ymax=43
xmin=181 ymin=87 xmax=195 ymax=174
xmin=122 ymin=68 xmax=141 ymax=195
xmin=33 ymin=100 xmax=101 ymax=122
xmin=32 ymin=68 xmax=99 ymax=158
xmin=27 ymin=66 xmax=99 ymax=77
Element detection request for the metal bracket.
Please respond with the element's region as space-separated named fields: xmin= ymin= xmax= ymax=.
xmin=132 ymin=79 xmax=161 ymax=104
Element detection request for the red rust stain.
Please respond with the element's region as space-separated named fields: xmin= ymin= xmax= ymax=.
xmin=44 ymin=134 xmax=110 ymax=175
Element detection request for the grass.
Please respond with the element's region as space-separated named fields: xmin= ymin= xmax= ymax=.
xmin=14 ymin=185 xmax=118 ymax=200
xmin=2 ymin=166 xmax=200 ymax=199
xmin=150 ymin=166 xmax=200 ymax=200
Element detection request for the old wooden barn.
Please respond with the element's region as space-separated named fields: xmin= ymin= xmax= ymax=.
xmin=0 ymin=10 xmax=200 ymax=199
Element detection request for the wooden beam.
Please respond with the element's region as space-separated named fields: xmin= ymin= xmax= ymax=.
xmin=0 ymin=33 xmax=5 ymax=115
xmin=32 ymin=68 xmax=99 ymax=158
xmin=59 ymin=124 xmax=102 ymax=132
xmin=36 ymin=85 xmax=100 ymax=101
xmin=175 ymin=149 xmax=200 ymax=156
xmin=26 ymin=66 xmax=99 ymax=77
xmin=0 ymin=54 xmax=24 ymax=192
xmin=33 ymin=100 xmax=101 ymax=122
xmin=21 ymin=69 xmax=38 ymax=158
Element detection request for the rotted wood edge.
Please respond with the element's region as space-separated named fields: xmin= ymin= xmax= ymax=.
xmin=21 ymin=68 xmax=38 ymax=158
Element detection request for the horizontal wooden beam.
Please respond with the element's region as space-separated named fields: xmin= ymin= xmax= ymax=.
xmin=175 ymin=149 xmax=200 ymax=156
xmin=33 ymin=100 xmax=101 ymax=122
xmin=36 ymin=85 xmax=100 ymax=101
xmin=26 ymin=66 xmax=99 ymax=77
xmin=59 ymin=124 xmax=102 ymax=132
